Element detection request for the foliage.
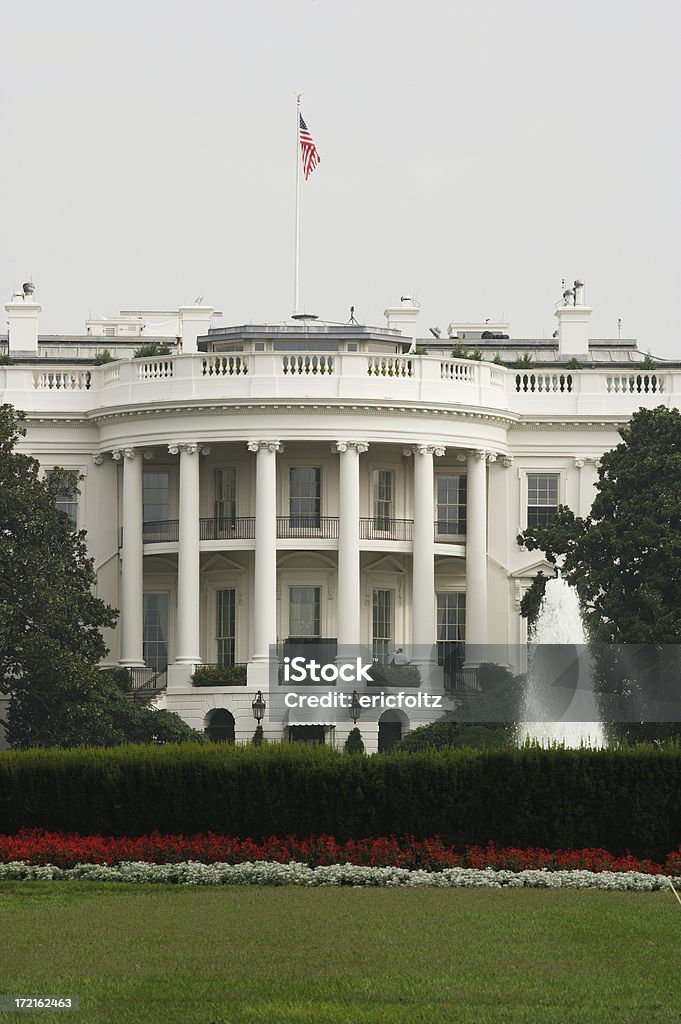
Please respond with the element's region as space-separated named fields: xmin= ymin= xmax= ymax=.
xmin=642 ymin=351 xmax=657 ymax=369
xmin=0 ymin=355 xmax=13 ymax=365
xmin=518 ymin=407 xmax=681 ymax=645
xmin=0 ymin=828 xmax=676 ymax=874
xmin=470 ymin=347 xmax=483 ymax=360
xmin=252 ymin=725 xmax=264 ymax=746
xmin=492 ymin=353 xmax=505 ymax=366
xmin=7 ymin=669 xmax=201 ymax=749
xmin=413 ymin=345 xmax=427 ymax=355
xmin=366 ymin=663 xmax=421 ymax=687
xmin=513 ymin=353 xmax=534 ymax=369
xmin=344 ymin=727 xmax=365 ymax=754
xmin=0 ymin=405 xmax=118 ymax=747
xmin=519 ymin=571 xmax=549 ymax=630
xmin=450 ymin=343 xmax=470 ymax=359
xmin=133 ymin=342 xmax=171 ymax=358
xmin=565 ymin=357 xmax=583 ymax=369
xmin=2 ymin=742 xmax=681 ymax=857
xmin=93 ymin=349 xmax=114 ymax=365
xmin=191 ymin=664 xmax=247 ymax=686
xmin=397 ymin=721 xmax=512 ymax=751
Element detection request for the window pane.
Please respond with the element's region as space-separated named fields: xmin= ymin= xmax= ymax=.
xmin=372 ymin=589 xmax=393 ymax=664
xmin=216 ymin=588 xmax=236 ymax=666
xmin=289 ymin=586 xmax=321 ymax=637
xmin=143 ymin=593 xmax=169 ymax=671
xmin=373 ymin=470 xmax=394 ymax=530
xmin=143 ymin=471 xmax=169 ymax=524
xmin=436 ymin=474 xmax=467 ymax=535
xmin=215 ymin=469 xmax=236 ymax=523
xmin=289 ymin=468 xmax=321 ymax=527
xmin=527 ymin=473 xmax=559 ymax=527
xmin=48 ymin=470 xmax=79 ymax=529
xmin=436 ymin=593 xmax=466 ymax=666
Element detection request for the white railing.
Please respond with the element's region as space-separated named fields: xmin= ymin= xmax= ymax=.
xmin=5 ymin=356 xmax=679 ymax=416
xmin=281 ymin=354 xmax=334 ymax=375
xmin=515 ymin=372 xmax=574 ymax=393
xmin=32 ymin=369 xmax=91 ymax=391
xmin=440 ymin=361 xmax=476 ymax=383
xmin=367 ymin=356 xmax=414 ymax=378
xmin=136 ymin=358 xmax=174 ymax=380
xmin=605 ymin=373 xmax=665 ymax=394
xmin=201 ymin=355 xmax=249 ymax=377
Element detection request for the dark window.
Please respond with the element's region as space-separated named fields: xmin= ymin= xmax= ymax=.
xmin=216 ymin=589 xmax=236 ymax=666
xmin=436 ymin=474 xmax=467 ymax=535
xmin=289 ymin=467 xmax=321 ymax=528
xmin=143 ymin=593 xmax=169 ymax=671
xmin=527 ymin=474 xmax=559 ymax=527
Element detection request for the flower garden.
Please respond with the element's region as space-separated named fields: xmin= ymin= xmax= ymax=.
xmin=1 ymin=830 xmax=681 ymax=890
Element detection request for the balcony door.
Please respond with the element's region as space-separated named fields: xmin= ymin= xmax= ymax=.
xmin=372 ymin=470 xmax=394 ymax=533
xmin=215 ymin=468 xmax=237 ymax=536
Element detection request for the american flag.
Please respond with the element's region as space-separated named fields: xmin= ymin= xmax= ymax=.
xmin=299 ymin=114 xmax=320 ymax=180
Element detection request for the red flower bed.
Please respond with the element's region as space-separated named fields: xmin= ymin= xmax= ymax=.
xmin=0 ymin=830 xmax=678 ymax=874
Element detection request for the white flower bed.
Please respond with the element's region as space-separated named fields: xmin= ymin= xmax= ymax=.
xmin=0 ymin=860 xmax=673 ymax=891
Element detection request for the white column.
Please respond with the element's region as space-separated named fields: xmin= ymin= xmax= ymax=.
xmin=335 ymin=441 xmax=368 ymax=649
xmin=171 ymin=442 xmax=201 ymax=664
xmin=115 ymin=447 xmax=144 ymax=666
xmin=466 ymin=450 xmax=491 ymax=649
xmin=249 ymin=440 xmax=282 ymax=661
xmin=411 ymin=444 xmax=445 ymax=651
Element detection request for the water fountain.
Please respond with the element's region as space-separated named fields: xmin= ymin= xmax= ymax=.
xmin=519 ymin=576 xmax=605 ymax=747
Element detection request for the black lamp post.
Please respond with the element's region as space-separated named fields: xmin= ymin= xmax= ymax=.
xmin=349 ymin=690 xmax=361 ymax=724
xmin=252 ymin=690 xmax=266 ymax=723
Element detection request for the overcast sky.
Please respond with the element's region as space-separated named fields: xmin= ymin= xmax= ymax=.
xmin=2 ymin=0 xmax=680 ymax=354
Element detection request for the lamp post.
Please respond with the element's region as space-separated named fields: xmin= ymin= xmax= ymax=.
xmin=252 ymin=690 xmax=266 ymax=723
xmin=350 ymin=690 xmax=361 ymax=725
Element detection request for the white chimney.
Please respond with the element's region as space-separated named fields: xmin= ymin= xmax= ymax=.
xmin=384 ymin=296 xmax=420 ymax=341
xmin=554 ymin=279 xmax=591 ymax=356
xmin=5 ymin=282 xmax=41 ymax=355
xmin=178 ymin=304 xmax=216 ymax=354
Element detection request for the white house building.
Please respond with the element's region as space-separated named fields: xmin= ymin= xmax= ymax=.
xmin=1 ymin=281 xmax=671 ymax=751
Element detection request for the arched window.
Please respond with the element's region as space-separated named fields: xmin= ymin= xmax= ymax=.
xmin=205 ymin=708 xmax=235 ymax=743
xmin=378 ymin=710 xmax=405 ymax=753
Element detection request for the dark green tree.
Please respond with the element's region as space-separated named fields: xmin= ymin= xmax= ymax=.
xmin=518 ymin=406 xmax=681 ymax=738
xmin=343 ymin=726 xmax=365 ymax=754
xmin=0 ymin=404 xmax=197 ymax=748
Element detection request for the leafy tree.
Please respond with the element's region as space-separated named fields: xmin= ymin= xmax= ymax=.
xmin=252 ymin=724 xmax=264 ymax=746
xmin=518 ymin=406 xmax=681 ymax=738
xmin=0 ymin=404 xmax=197 ymax=748
xmin=7 ymin=670 xmax=203 ymax=748
xmin=133 ymin=342 xmax=171 ymax=358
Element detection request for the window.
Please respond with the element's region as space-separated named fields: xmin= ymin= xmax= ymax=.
xmin=372 ymin=589 xmax=393 ymax=664
xmin=216 ymin=589 xmax=236 ymax=666
xmin=436 ymin=474 xmax=467 ymax=536
xmin=289 ymin=586 xmax=321 ymax=638
xmin=527 ymin=473 xmax=559 ymax=527
xmin=47 ymin=470 xmax=79 ymax=529
xmin=143 ymin=593 xmax=169 ymax=671
xmin=142 ymin=473 xmax=168 ymax=528
xmin=437 ymin=593 xmax=466 ymax=668
xmin=215 ymin=468 xmax=237 ymax=526
xmin=289 ymin=467 xmax=321 ymax=528
xmin=372 ymin=470 xmax=394 ymax=531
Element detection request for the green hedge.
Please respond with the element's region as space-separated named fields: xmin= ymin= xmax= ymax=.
xmin=191 ymin=665 xmax=247 ymax=686
xmin=1 ymin=743 xmax=681 ymax=858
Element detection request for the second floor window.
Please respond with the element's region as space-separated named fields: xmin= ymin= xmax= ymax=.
xmin=143 ymin=471 xmax=169 ymax=525
xmin=527 ymin=473 xmax=559 ymax=527
xmin=436 ymin=474 xmax=467 ymax=536
xmin=372 ymin=470 xmax=394 ymax=530
xmin=47 ymin=470 xmax=79 ymax=529
xmin=289 ymin=467 xmax=321 ymax=528
xmin=215 ymin=468 xmax=236 ymax=524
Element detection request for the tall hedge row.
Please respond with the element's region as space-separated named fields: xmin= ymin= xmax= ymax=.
xmin=1 ymin=743 xmax=680 ymax=858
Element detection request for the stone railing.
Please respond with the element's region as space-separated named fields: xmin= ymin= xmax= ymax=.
xmin=0 ymin=354 xmax=676 ymax=416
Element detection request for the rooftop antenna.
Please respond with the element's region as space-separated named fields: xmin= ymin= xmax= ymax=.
xmin=347 ymin=305 xmax=358 ymax=325
xmin=617 ymin=317 xmax=622 ymax=339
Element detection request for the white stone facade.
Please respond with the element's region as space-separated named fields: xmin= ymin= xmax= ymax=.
xmin=1 ymin=285 xmax=674 ymax=751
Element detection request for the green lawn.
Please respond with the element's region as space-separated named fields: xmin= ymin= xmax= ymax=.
xmin=1 ymin=883 xmax=679 ymax=1023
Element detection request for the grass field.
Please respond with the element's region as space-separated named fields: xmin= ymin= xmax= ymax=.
xmin=1 ymin=882 xmax=680 ymax=1023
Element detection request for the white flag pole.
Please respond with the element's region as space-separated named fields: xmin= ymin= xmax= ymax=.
xmin=293 ymin=93 xmax=302 ymax=316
